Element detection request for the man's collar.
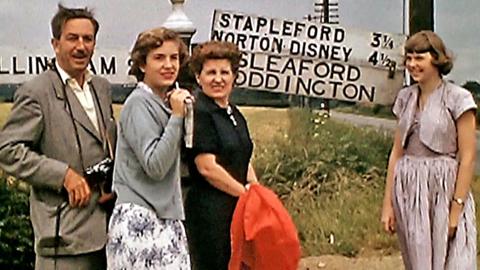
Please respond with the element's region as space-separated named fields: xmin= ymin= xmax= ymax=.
xmin=55 ymin=61 xmax=93 ymax=86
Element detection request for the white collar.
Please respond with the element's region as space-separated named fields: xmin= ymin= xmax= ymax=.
xmin=55 ymin=61 xmax=92 ymax=86
xmin=137 ymin=82 xmax=154 ymax=94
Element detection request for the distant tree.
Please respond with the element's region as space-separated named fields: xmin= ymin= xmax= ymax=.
xmin=462 ymin=81 xmax=480 ymax=122
xmin=462 ymin=81 xmax=480 ymax=100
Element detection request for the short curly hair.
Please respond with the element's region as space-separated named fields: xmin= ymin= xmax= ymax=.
xmin=189 ymin=41 xmax=242 ymax=75
xmin=128 ymin=27 xmax=188 ymax=82
xmin=404 ymin=30 xmax=453 ymax=75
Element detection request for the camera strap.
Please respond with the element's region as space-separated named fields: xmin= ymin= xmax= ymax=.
xmin=52 ymin=64 xmax=94 ymax=170
xmin=52 ymin=63 xmax=112 ymax=166
xmin=50 ymin=59 xmax=113 ymax=269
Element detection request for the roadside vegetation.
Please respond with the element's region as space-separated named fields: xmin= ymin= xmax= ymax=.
xmin=1 ymin=105 xmax=480 ymax=269
xmin=245 ymin=107 xmax=396 ymax=257
xmin=246 ymin=107 xmax=480 ymax=259
xmin=333 ymin=102 xmax=395 ymax=120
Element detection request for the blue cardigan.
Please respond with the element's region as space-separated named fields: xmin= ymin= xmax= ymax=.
xmin=113 ymin=83 xmax=185 ymax=220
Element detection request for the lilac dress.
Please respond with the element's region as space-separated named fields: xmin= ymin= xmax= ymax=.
xmin=392 ymin=81 xmax=477 ymax=270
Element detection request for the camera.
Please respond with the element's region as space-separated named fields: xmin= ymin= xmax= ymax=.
xmin=84 ymin=157 xmax=114 ymax=193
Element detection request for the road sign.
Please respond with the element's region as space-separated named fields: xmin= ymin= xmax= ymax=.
xmin=0 ymin=47 xmax=135 ymax=84
xmin=211 ymin=10 xmax=406 ymax=104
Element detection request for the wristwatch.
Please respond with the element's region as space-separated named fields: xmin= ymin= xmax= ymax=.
xmin=453 ymin=197 xmax=465 ymax=206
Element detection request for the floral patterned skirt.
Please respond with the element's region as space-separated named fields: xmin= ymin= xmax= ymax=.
xmin=106 ymin=203 xmax=190 ymax=270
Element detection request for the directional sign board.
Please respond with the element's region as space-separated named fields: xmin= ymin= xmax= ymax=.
xmin=0 ymin=47 xmax=135 ymax=84
xmin=211 ymin=10 xmax=406 ymax=104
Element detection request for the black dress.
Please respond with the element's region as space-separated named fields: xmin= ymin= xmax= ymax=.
xmin=185 ymin=91 xmax=253 ymax=270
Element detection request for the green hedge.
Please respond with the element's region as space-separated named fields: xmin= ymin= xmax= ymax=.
xmin=0 ymin=175 xmax=34 ymax=269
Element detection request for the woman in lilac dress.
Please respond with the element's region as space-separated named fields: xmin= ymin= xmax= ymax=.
xmin=381 ymin=31 xmax=477 ymax=270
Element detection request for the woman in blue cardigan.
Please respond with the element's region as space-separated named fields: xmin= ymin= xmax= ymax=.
xmin=106 ymin=27 xmax=192 ymax=270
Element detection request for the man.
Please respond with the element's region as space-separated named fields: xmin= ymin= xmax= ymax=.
xmin=0 ymin=4 xmax=116 ymax=269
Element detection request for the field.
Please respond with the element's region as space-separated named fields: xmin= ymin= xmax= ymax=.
xmin=0 ymin=103 xmax=12 ymax=128
xmin=2 ymin=104 xmax=480 ymax=269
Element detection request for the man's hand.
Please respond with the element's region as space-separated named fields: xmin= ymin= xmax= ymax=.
xmin=63 ymin=168 xmax=91 ymax=207
xmin=98 ymin=192 xmax=116 ymax=204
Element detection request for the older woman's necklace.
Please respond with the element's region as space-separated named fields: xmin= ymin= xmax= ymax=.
xmin=226 ymin=105 xmax=238 ymax=126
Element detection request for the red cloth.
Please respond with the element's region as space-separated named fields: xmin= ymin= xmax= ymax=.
xmin=229 ymin=184 xmax=301 ymax=270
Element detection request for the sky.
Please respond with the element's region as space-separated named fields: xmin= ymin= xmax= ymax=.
xmin=0 ymin=0 xmax=478 ymax=84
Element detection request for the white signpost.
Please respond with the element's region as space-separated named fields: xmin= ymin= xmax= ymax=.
xmin=211 ymin=10 xmax=406 ymax=104
xmin=0 ymin=47 xmax=135 ymax=85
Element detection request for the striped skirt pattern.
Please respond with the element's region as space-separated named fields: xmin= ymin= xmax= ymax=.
xmin=106 ymin=203 xmax=190 ymax=270
xmin=393 ymin=155 xmax=477 ymax=270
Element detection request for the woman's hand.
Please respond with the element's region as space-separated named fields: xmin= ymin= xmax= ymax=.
xmin=381 ymin=129 xmax=402 ymax=235
xmin=449 ymin=110 xmax=476 ymax=238
xmin=448 ymin=202 xmax=463 ymax=238
xmin=195 ymin=154 xmax=246 ymax=197
xmin=168 ymin=89 xmax=193 ymax=116
xmin=381 ymin=199 xmax=396 ymax=234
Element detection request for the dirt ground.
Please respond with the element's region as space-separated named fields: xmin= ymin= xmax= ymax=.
xmin=298 ymin=255 xmax=404 ymax=270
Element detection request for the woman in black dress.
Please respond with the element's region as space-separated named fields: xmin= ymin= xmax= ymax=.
xmin=185 ymin=41 xmax=258 ymax=270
